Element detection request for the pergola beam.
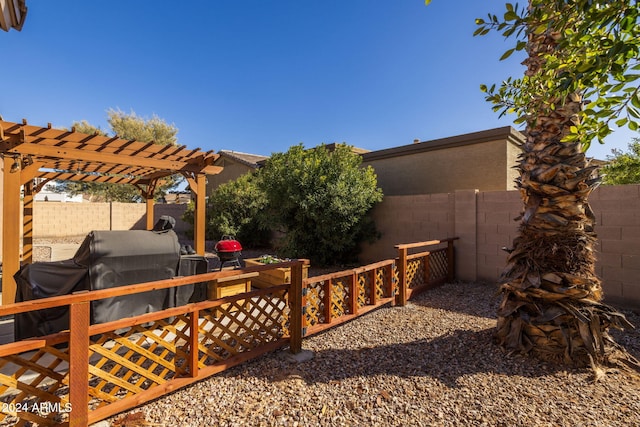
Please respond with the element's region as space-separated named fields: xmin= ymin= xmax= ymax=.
xmin=0 ymin=0 xmax=27 ymax=32
xmin=35 ymin=171 xmax=171 ymax=186
xmin=8 ymin=142 xmax=208 ymax=173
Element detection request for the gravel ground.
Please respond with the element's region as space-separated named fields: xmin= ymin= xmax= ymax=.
xmin=104 ymin=281 xmax=640 ymax=427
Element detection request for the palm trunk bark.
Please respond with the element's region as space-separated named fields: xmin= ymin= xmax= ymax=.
xmin=495 ymin=26 xmax=636 ymax=369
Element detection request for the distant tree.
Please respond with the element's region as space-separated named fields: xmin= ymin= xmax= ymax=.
xmin=56 ymin=109 xmax=180 ymax=202
xmin=182 ymin=172 xmax=271 ymax=247
xmin=602 ymin=139 xmax=640 ymax=185
xmin=259 ymin=143 xmax=383 ymax=266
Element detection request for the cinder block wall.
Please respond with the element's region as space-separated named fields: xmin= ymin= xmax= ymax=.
xmin=475 ymin=190 xmax=521 ymax=282
xmin=3 ymin=186 xmax=639 ymax=308
xmin=34 ymin=202 xmax=112 ymax=238
xmin=361 ymin=185 xmax=640 ymax=310
xmin=359 ymin=194 xmax=455 ymax=262
xmin=31 ymin=202 xmax=190 ymax=239
xmin=589 ymin=185 xmax=640 ymax=307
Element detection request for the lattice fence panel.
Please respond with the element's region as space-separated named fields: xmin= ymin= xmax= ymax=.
xmin=430 ymin=249 xmax=448 ymax=281
xmin=87 ymin=315 xmax=190 ymax=410
xmin=357 ymin=272 xmax=371 ymax=308
xmin=330 ymin=278 xmax=349 ymax=319
xmin=393 ymin=266 xmax=399 ymax=295
xmin=197 ymin=294 xmax=289 ymax=367
xmin=0 ymin=343 xmax=72 ymax=426
xmin=375 ymin=268 xmax=390 ymax=299
xmin=406 ymin=258 xmax=426 ymax=289
xmin=304 ymin=280 xmax=325 ymax=326
xmin=0 ymin=291 xmax=291 ymax=426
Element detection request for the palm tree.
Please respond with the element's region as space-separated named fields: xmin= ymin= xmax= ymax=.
xmin=477 ymin=1 xmax=640 ymax=371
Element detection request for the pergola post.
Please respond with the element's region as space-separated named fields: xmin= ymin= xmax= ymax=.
xmin=2 ymin=155 xmax=22 ymax=305
xmin=145 ymin=196 xmax=155 ymax=230
xmin=22 ymin=180 xmax=33 ymax=264
xmin=142 ymin=180 xmax=158 ymax=231
xmin=194 ymin=174 xmax=206 ymax=255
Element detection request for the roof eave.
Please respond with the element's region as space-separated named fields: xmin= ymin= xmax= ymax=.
xmin=361 ymin=126 xmax=525 ymax=162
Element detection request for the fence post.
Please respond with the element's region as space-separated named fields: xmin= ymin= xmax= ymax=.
xmin=69 ymin=298 xmax=90 ymax=427
xmin=447 ymin=239 xmax=455 ymax=282
xmin=397 ymin=246 xmax=408 ymax=306
xmin=369 ymin=269 xmax=377 ymax=306
xmin=349 ymin=271 xmax=358 ymax=315
xmin=289 ymin=261 xmax=303 ymax=354
xmin=189 ymin=309 xmax=200 ymax=378
xmin=323 ymin=278 xmax=333 ymax=324
xmin=386 ymin=262 xmax=396 ymax=305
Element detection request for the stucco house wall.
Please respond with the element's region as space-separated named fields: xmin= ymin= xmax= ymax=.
xmin=206 ymin=160 xmax=253 ymax=194
xmin=206 ymin=150 xmax=268 ymax=196
xmin=362 ymin=126 xmax=524 ymax=195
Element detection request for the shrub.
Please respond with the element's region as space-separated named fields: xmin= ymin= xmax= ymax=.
xmin=182 ymin=172 xmax=271 ymax=247
xmin=259 ymin=143 xmax=383 ymax=265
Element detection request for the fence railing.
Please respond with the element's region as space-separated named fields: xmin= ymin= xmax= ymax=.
xmin=0 ymin=238 xmax=456 ymax=426
xmin=303 ymin=238 xmax=458 ymax=334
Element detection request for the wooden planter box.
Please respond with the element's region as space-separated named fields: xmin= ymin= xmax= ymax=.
xmin=244 ymin=258 xmax=309 ymax=288
xmin=208 ymin=271 xmax=258 ymax=315
xmin=207 ymin=271 xmax=258 ymax=300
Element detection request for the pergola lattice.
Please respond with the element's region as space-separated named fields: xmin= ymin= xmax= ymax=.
xmin=0 ymin=118 xmax=221 ymax=304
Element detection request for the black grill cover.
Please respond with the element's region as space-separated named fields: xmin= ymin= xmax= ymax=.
xmin=176 ymin=255 xmax=209 ymax=304
xmin=14 ymin=228 xmax=183 ymax=339
xmin=73 ymin=230 xmax=181 ymax=325
xmin=14 ymin=260 xmax=89 ymax=340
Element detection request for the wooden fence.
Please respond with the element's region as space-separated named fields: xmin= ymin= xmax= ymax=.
xmin=0 ymin=239 xmax=456 ymax=426
xmin=303 ymin=239 xmax=457 ymax=335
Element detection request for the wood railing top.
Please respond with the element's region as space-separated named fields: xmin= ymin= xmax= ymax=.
xmin=303 ymin=259 xmax=395 ymax=283
xmin=395 ymin=237 xmax=459 ymax=250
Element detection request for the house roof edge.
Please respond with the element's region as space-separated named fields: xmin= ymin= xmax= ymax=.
xmin=361 ymin=126 xmax=525 ymax=162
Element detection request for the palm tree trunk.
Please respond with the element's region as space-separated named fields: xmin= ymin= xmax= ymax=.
xmin=494 ymin=26 xmax=636 ymax=369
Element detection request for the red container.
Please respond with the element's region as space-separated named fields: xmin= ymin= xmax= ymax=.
xmin=215 ymin=236 xmax=243 ymax=270
xmin=216 ymin=236 xmax=242 ymax=254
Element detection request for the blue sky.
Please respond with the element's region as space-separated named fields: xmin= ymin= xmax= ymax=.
xmin=1 ymin=1 xmax=637 ymax=161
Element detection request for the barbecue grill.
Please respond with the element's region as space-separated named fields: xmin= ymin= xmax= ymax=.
xmin=214 ymin=235 xmax=242 ymax=270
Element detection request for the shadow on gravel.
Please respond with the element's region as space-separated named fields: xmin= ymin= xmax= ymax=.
xmin=407 ymin=282 xmax=501 ymax=320
xmin=263 ymin=329 xmax=573 ymax=388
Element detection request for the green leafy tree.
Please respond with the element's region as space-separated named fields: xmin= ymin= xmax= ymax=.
xmin=474 ymin=1 xmax=640 ymax=370
xmin=182 ymin=172 xmax=271 ymax=247
xmin=56 ymin=109 xmax=180 ymax=202
xmin=259 ymin=143 xmax=383 ymax=266
xmin=602 ymin=138 xmax=640 ymax=185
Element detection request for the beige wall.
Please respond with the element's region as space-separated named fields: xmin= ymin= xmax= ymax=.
xmin=361 ymin=127 xmax=524 ymax=196
xmin=206 ymin=160 xmax=253 ymax=195
xmin=17 ymin=202 xmax=189 ymax=240
xmin=363 ymin=139 xmax=517 ymax=195
xmin=361 ymin=193 xmax=456 ymax=261
xmin=3 ymin=182 xmax=638 ymax=309
xmin=360 ymin=185 xmax=640 ymax=310
xmin=589 ymin=185 xmax=640 ymax=307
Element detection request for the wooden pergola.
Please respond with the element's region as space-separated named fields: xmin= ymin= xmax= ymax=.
xmin=0 ymin=0 xmax=27 ymax=31
xmin=0 ymin=118 xmax=221 ymax=305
